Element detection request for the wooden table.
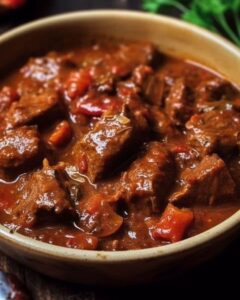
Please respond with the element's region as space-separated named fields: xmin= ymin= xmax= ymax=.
xmin=0 ymin=1 xmax=239 ymax=298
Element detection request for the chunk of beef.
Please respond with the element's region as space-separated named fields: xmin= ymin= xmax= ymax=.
xmin=89 ymin=62 xmax=115 ymax=94
xmin=169 ymin=154 xmax=235 ymax=205
xmin=132 ymin=65 xmax=168 ymax=106
xmin=118 ymin=142 xmax=175 ymax=212
xmin=147 ymin=108 xmax=178 ymax=139
xmin=116 ymin=75 xmax=150 ymax=118
xmin=186 ymin=110 xmax=240 ymax=156
xmin=21 ymin=54 xmax=60 ymax=83
xmin=5 ymin=90 xmax=61 ymax=128
xmin=165 ymin=78 xmax=194 ymax=125
xmin=195 ymin=78 xmax=239 ymax=113
xmin=88 ymin=43 xmax=158 ymax=93
xmin=12 ymin=162 xmax=73 ymax=227
xmin=116 ymin=80 xmax=141 ymax=101
xmin=76 ymin=106 xmax=149 ymax=182
xmin=112 ymin=42 xmax=158 ymax=77
xmin=196 ymin=78 xmax=237 ymax=104
xmin=0 ymin=126 xmax=40 ymax=168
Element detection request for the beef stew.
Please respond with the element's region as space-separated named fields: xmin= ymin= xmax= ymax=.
xmin=0 ymin=40 xmax=239 ymax=251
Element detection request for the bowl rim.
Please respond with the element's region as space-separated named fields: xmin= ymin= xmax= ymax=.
xmin=0 ymin=9 xmax=240 ymax=263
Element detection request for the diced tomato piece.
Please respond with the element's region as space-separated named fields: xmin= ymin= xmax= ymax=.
xmin=66 ymin=233 xmax=98 ymax=250
xmin=48 ymin=121 xmax=73 ymax=148
xmin=152 ymin=204 xmax=194 ymax=243
xmin=64 ymin=69 xmax=91 ymax=100
xmin=73 ymin=95 xmax=122 ymax=117
xmin=0 ymin=86 xmax=19 ymax=112
xmin=0 ymin=187 xmax=15 ymax=211
xmin=79 ymin=194 xmax=123 ymax=238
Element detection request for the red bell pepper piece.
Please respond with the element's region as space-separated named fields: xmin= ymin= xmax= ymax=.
xmin=48 ymin=121 xmax=73 ymax=148
xmin=73 ymin=95 xmax=122 ymax=117
xmin=152 ymin=204 xmax=194 ymax=243
xmin=64 ymin=69 xmax=92 ymax=100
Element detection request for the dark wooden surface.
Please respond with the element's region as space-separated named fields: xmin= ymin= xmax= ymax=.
xmin=0 ymin=1 xmax=239 ymax=299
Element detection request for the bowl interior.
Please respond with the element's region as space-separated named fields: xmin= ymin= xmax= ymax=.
xmin=0 ymin=10 xmax=239 ymax=262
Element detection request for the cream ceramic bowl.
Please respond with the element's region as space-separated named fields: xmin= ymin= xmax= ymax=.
xmin=0 ymin=10 xmax=240 ymax=286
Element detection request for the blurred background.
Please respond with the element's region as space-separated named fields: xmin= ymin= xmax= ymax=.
xmin=1 ymin=0 xmax=239 ymax=46
xmin=0 ymin=0 xmax=142 ymax=33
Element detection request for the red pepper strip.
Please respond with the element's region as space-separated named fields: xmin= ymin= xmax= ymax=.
xmin=152 ymin=204 xmax=194 ymax=243
xmin=64 ymin=69 xmax=92 ymax=100
xmin=48 ymin=121 xmax=73 ymax=148
xmin=73 ymin=96 xmax=122 ymax=117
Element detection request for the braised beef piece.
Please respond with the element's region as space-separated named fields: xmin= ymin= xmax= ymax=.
xmin=132 ymin=65 xmax=167 ymax=106
xmin=0 ymin=126 xmax=40 ymax=168
xmin=76 ymin=106 xmax=149 ymax=182
xmin=169 ymin=154 xmax=235 ymax=205
xmin=165 ymin=78 xmax=194 ymax=125
xmin=116 ymin=64 xmax=168 ymax=107
xmin=91 ymin=65 xmax=115 ymax=93
xmin=116 ymin=78 xmax=142 ymax=105
xmin=12 ymin=161 xmax=73 ymax=227
xmin=113 ymin=42 xmax=158 ymax=77
xmin=196 ymin=78 xmax=237 ymax=104
xmin=186 ymin=110 xmax=240 ymax=156
xmin=89 ymin=42 xmax=158 ymax=93
xmin=147 ymin=108 xmax=178 ymax=139
xmin=5 ymin=90 xmax=62 ymax=129
xmin=20 ymin=54 xmax=61 ymax=83
xmin=195 ymin=78 xmax=239 ymax=113
xmin=118 ymin=142 xmax=175 ymax=212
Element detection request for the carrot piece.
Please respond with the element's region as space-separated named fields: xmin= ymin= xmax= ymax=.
xmin=65 ymin=69 xmax=91 ymax=100
xmin=48 ymin=121 xmax=73 ymax=147
xmin=73 ymin=95 xmax=122 ymax=117
xmin=152 ymin=204 xmax=194 ymax=243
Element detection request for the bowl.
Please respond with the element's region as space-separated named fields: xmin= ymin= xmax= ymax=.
xmin=0 ymin=10 xmax=239 ymax=286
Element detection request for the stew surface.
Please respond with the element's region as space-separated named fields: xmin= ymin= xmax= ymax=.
xmin=0 ymin=40 xmax=239 ymax=250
